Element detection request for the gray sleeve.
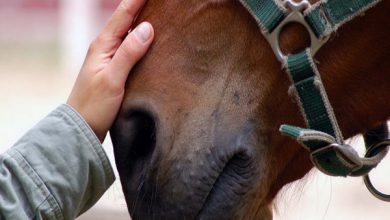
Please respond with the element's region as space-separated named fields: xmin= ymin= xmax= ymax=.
xmin=0 ymin=104 xmax=116 ymax=220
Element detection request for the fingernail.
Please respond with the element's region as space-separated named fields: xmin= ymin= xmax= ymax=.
xmin=134 ymin=22 xmax=152 ymax=43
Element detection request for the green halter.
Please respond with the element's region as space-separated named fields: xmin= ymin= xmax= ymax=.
xmin=239 ymin=0 xmax=389 ymax=199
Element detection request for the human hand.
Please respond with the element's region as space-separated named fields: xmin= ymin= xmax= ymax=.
xmin=67 ymin=0 xmax=154 ymax=142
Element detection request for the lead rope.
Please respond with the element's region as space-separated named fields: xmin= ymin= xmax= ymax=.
xmin=239 ymin=0 xmax=390 ymax=200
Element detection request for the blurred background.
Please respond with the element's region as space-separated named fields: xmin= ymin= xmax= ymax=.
xmin=0 ymin=0 xmax=389 ymax=219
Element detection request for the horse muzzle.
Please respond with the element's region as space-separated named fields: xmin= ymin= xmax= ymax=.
xmin=111 ymin=105 xmax=270 ymax=220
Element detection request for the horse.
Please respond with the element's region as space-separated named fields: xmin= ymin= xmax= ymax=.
xmin=110 ymin=0 xmax=390 ymax=219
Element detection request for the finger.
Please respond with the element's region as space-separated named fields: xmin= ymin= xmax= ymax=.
xmin=106 ymin=22 xmax=154 ymax=84
xmin=91 ymin=0 xmax=147 ymax=56
xmin=104 ymin=0 xmax=147 ymax=39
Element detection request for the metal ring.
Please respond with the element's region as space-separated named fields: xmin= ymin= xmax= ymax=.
xmin=264 ymin=0 xmax=329 ymax=63
xmin=363 ymin=140 xmax=390 ymax=202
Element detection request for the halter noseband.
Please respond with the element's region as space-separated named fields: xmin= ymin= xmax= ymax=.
xmin=240 ymin=0 xmax=390 ymax=201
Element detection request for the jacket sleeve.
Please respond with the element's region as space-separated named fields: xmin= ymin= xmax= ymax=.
xmin=0 ymin=104 xmax=115 ymax=220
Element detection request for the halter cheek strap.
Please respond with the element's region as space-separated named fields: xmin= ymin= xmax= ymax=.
xmin=239 ymin=0 xmax=389 ymax=198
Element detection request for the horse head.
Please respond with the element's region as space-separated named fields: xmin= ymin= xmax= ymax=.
xmin=111 ymin=0 xmax=390 ymax=219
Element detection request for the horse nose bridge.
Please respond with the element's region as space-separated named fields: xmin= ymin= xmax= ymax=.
xmin=164 ymin=113 xmax=260 ymax=168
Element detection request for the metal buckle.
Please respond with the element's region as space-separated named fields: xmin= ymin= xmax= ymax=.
xmin=264 ymin=0 xmax=330 ymax=63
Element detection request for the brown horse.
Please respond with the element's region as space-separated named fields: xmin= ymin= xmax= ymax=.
xmin=110 ymin=0 xmax=390 ymax=219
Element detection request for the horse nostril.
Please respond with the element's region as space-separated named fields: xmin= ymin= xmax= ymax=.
xmin=127 ymin=110 xmax=157 ymax=158
xmin=111 ymin=109 xmax=157 ymax=171
xmin=220 ymin=152 xmax=254 ymax=183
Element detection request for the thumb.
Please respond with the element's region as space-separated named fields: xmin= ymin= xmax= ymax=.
xmin=106 ymin=22 xmax=154 ymax=83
